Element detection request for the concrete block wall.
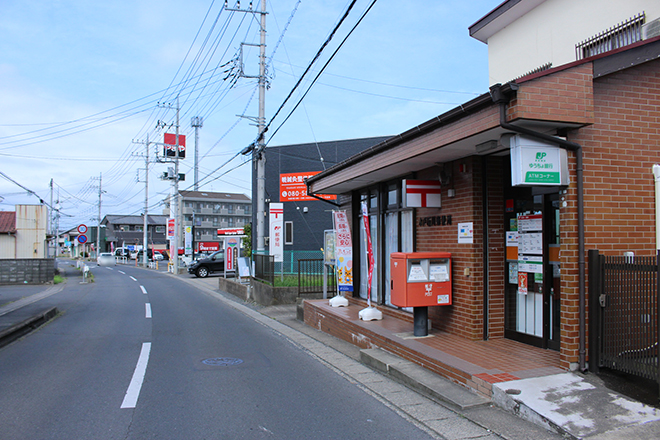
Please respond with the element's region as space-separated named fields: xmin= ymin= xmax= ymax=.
xmin=0 ymin=259 xmax=55 ymax=284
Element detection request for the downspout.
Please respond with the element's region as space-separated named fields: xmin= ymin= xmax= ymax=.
xmin=482 ymin=156 xmax=489 ymax=340
xmin=491 ymin=83 xmax=587 ymax=372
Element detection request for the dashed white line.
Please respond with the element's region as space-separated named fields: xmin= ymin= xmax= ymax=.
xmin=140 ymin=285 xmax=147 ymax=295
xmin=118 ymin=270 xmax=125 ymax=274
xmin=145 ymin=303 xmax=152 ymax=318
xmin=130 ymin=276 xmax=137 ymax=282
xmin=120 ymin=342 xmax=151 ymax=409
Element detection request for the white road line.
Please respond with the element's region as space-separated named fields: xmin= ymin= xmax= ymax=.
xmin=130 ymin=276 xmax=137 ymax=282
xmin=120 ymin=342 xmax=151 ymax=409
xmin=145 ymin=303 xmax=152 ymax=318
xmin=140 ymin=285 xmax=147 ymax=295
xmin=118 ymin=270 xmax=125 ymax=274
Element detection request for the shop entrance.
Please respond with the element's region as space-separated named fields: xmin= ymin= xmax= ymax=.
xmin=504 ymin=185 xmax=561 ymax=351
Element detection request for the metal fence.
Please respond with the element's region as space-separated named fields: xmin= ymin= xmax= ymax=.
xmin=298 ymin=259 xmax=336 ymax=296
xmin=253 ymin=253 xmax=274 ymax=285
xmin=588 ymin=250 xmax=659 ymax=390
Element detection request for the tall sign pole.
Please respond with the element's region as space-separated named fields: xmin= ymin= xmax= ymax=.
xmin=96 ymin=173 xmax=102 ymax=257
xmin=173 ymin=96 xmax=181 ymax=275
xmin=192 ymin=117 xmax=203 ymax=191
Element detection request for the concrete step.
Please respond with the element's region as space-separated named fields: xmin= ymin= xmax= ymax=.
xmin=360 ymin=347 xmax=490 ymax=410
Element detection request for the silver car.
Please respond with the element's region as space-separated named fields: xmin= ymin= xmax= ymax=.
xmin=97 ymin=252 xmax=116 ymax=266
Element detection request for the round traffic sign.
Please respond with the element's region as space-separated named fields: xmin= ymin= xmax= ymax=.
xmin=78 ymin=235 xmax=88 ymax=244
xmin=78 ymin=224 xmax=88 ymax=234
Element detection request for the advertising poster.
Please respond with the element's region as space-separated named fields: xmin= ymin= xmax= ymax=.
xmin=184 ymin=226 xmax=192 ymax=255
xmin=225 ymin=237 xmax=239 ymax=272
xmin=332 ymin=210 xmax=353 ymax=292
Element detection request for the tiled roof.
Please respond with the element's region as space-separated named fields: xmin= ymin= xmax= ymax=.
xmin=0 ymin=211 xmax=16 ymax=233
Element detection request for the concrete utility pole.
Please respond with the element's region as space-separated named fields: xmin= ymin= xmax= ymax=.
xmin=173 ymin=97 xmax=181 ymax=275
xmin=96 ymin=173 xmax=102 ymax=257
xmin=228 ymin=0 xmax=267 ymax=254
xmin=143 ymin=134 xmax=149 ymax=268
xmin=192 ymin=117 xmax=203 ymax=191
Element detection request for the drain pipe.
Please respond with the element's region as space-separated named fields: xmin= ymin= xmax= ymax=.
xmin=490 ymin=84 xmax=587 ymax=372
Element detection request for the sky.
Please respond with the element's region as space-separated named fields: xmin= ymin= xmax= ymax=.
xmin=0 ymin=0 xmax=502 ymax=232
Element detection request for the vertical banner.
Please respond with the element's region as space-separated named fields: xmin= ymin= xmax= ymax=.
xmin=333 ymin=210 xmax=353 ymax=293
xmin=269 ymin=203 xmax=284 ymax=263
xmin=225 ymin=237 xmax=239 ymax=272
xmin=184 ymin=226 xmax=192 ymax=256
xmin=361 ymin=202 xmax=374 ymax=306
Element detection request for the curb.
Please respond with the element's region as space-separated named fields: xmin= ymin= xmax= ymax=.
xmin=0 ymin=307 xmax=59 ymax=349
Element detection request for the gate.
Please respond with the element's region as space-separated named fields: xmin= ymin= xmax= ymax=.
xmin=298 ymin=259 xmax=336 ymax=296
xmin=588 ymin=250 xmax=659 ymax=390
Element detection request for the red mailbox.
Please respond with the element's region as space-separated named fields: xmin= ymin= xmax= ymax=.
xmin=390 ymin=252 xmax=452 ymax=308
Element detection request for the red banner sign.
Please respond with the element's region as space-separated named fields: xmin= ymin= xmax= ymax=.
xmin=280 ymin=171 xmax=336 ymax=202
xmin=164 ymin=133 xmax=186 ymax=158
xmin=196 ymin=242 xmax=220 ymax=252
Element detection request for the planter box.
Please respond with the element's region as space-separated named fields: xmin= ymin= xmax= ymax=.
xmin=218 ymin=277 xmax=298 ymax=306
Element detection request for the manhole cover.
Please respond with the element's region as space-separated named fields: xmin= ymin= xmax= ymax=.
xmin=202 ymin=357 xmax=244 ymax=366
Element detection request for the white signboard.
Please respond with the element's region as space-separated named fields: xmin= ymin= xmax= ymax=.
xmin=458 ymin=222 xmax=474 ymax=244
xmin=269 ymin=203 xmax=284 ymax=263
xmin=511 ymin=134 xmax=569 ymax=186
xmin=184 ymin=226 xmax=192 ymax=255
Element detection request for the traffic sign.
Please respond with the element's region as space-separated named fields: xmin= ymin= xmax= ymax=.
xmin=78 ymin=224 xmax=88 ymax=234
xmin=78 ymin=235 xmax=88 ymax=244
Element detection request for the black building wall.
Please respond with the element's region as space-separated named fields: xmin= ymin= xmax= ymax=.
xmin=251 ymin=136 xmax=390 ymax=254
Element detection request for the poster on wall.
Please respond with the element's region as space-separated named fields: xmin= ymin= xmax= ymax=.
xmin=458 ymin=222 xmax=474 ymax=244
xmin=333 ymin=210 xmax=353 ymax=293
xmin=269 ymin=203 xmax=284 ymax=263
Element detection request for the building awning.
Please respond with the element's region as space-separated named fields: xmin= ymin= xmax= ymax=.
xmin=306 ymin=83 xmax=582 ymax=196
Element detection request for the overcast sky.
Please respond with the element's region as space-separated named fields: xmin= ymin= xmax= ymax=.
xmin=0 ymin=0 xmax=501 ymax=231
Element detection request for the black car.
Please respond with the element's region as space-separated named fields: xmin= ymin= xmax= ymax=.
xmin=188 ymin=250 xmax=225 ymax=278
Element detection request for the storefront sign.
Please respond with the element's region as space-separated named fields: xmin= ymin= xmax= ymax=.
xmin=197 ymin=241 xmax=220 ymax=252
xmin=333 ymin=210 xmax=353 ymax=292
xmin=225 ymin=237 xmax=239 ymax=272
xmin=419 ymin=215 xmax=452 ymax=227
xmin=164 ymin=133 xmax=186 ymax=158
xmin=217 ymin=227 xmax=245 ymax=236
xmin=280 ymin=171 xmax=337 ymax=202
xmin=167 ymin=218 xmax=175 ymax=240
xmin=403 ymin=180 xmax=441 ymax=208
xmin=269 ymin=203 xmax=284 ymax=263
xmin=510 ymin=134 xmax=568 ymax=186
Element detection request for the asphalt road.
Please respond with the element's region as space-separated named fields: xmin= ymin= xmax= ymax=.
xmin=0 ymin=264 xmax=438 ymax=439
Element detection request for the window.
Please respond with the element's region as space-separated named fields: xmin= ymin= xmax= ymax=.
xmin=228 ymin=204 xmax=234 ymax=214
xmin=213 ymin=204 xmax=222 ymax=213
xmin=185 ymin=202 xmax=193 ymax=208
xmin=212 ymin=217 xmax=219 ymax=227
xmin=134 ymin=226 xmax=143 ymax=232
xmin=285 ymin=221 xmax=293 ymax=244
xmin=243 ymin=204 xmax=251 ymax=214
xmin=155 ymin=226 xmax=165 ymax=233
xmin=228 ymin=217 xmax=235 ymax=227
xmin=576 ymin=13 xmax=645 ymax=59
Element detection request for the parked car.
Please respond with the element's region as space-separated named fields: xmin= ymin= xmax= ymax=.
xmin=97 ymin=252 xmax=116 ymax=266
xmin=188 ymin=250 xmax=226 ymax=278
xmin=114 ymin=248 xmax=130 ymax=259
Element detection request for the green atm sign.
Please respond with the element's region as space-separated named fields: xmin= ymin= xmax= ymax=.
xmin=511 ymin=135 xmax=568 ymax=186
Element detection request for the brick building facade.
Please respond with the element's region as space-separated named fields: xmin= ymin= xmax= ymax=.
xmin=307 ymin=34 xmax=660 ymax=371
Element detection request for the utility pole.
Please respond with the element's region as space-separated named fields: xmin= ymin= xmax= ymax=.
xmin=96 ymin=173 xmax=103 ymax=258
xmin=133 ymin=134 xmax=151 ymax=268
xmin=229 ymin=0 xmax=267 ymax=254
xmin=174 ymin=96 xmax=181 ymax=275
xmin=49 ymin=178 xmax=53 ymax=258
xmin=192 ymin=117 xmax=203 ymax=191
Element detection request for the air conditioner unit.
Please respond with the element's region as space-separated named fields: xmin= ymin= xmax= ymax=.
xmin=642 ymin=17 xmax=660 ymax=39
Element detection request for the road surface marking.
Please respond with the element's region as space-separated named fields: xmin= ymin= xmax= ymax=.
xmin=145 ymin=303 xmax=152 ymax=318
xmin=118 ymin=270 xmax=125 ymax=274
xmin=120 ymin=342 xmax=151 ymax=409
xmin=130 ymin=276 xmax=137 ymax=282
xmin=140 ymin=285 xmax=147 ymax=295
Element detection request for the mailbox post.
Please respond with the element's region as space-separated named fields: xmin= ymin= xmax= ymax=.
xmin=390 ymin=252 xmax=452 ymax=336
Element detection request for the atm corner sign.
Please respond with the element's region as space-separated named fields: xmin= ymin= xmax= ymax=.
xmin=511 ymin=135 xmax=568 ymax=186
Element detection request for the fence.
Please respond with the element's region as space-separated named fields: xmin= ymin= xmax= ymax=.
xmin=588 ymin=250 xmax=659 ymax=392
xmin=253 ymin=253 xmax=274 ymax=285
xmin=298 ymin=259 xmax=336 ymax=296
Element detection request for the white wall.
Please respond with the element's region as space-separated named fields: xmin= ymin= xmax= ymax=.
xmin=15 ymin=205 xmax=48 ymax=258
xmin=485 ymin=0 xmax=660 ymax=85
